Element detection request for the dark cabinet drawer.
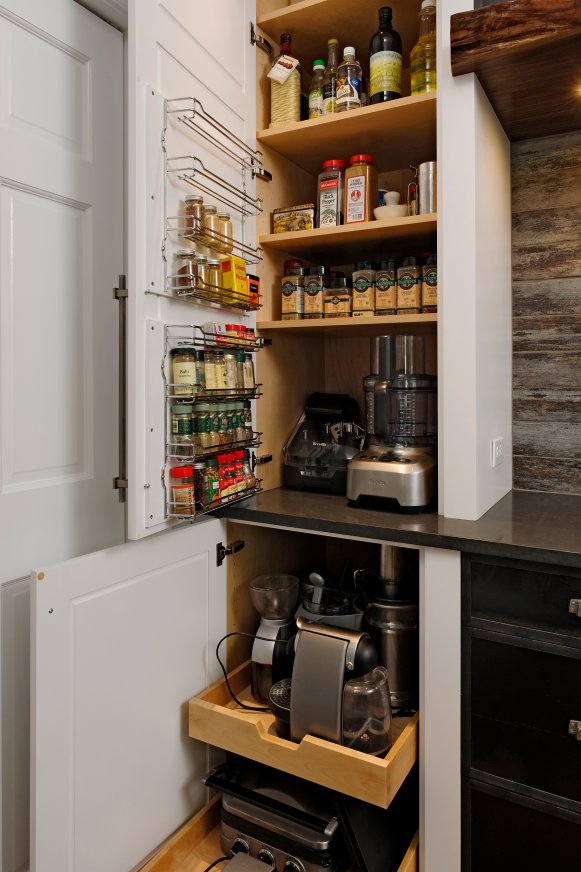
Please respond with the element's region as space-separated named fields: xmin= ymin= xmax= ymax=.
xmin=465 ymin=779 xmax=581 ymax=871
xmin=468 ymin=633 xmax=581 ymax=807
xmin=467 ymin=557 xmax=581 ymax=644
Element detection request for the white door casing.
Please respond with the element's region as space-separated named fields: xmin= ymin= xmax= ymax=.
xmin=31 ymin=517 xmax=227 ymax=872
xmin=0 ymin=0 xmax=125 ymax=584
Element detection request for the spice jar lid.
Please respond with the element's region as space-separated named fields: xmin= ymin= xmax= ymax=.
xmin=205 ymin=205 xmax=218 ymax=213
xmin=322 ymin=159 xmax=346 ymax=170
xmin=355 ymin=261 xmax=375 ymax=271
xmin=208 ymin=259 xmax=221 ymax=266
xmin=193 ymin=461 xmax=207 ymax=469
xmin=196 ymin=403 xmax=211 ymax=411
xmin=170 ymin=465 xmax=193 ymax=478
xmin=236 ymin=352 xmax=246 ymax=362
xmin=171 ymin=404 xmax=193 ymax=413
xmin=176 ymin=249 xmax=196 ymax=257
xmin=171 ymin=345 xmax=196 ymax=355
xmin=313 ymin=59 xmax=326 ymax=70
xmin=378 ymin=259 xmax=397 ymax=269
xmin=349 ymin=153 xmax=374 ymax=165
xmin=217 ymin=211 xmax=231 ymax=218
xmin=195 ymin=255 xmax=208 ymax=264
xmin=185 ymin=195 xmax=203 ymax=202
xmin=206 ymin=459 xmax=218 ymax=467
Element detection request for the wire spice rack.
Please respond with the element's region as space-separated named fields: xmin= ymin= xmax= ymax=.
xmin=166 ymin=480 xmax=263 ymax=521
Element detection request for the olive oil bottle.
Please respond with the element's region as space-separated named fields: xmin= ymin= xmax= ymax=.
xmin=369 ymin=6 xmax=402 ymax=104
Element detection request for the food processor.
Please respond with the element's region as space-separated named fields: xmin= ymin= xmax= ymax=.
xmin=346 ymin=335 xmax=437 ymax=511
xmin=249 ymin=574 xmax=298 ymax=703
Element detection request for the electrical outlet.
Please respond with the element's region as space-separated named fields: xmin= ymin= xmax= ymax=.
xmin=491 ymin=437 xmax=504 ymax=468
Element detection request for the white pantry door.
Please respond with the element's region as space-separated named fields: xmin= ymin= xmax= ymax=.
xmin=0 ymin=0 xmax=124 ymax=586
xmin=31 ymin=518 xmax=227 ymax=872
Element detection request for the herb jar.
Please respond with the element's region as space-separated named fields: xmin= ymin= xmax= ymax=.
xmin=203 ymin=459 xmax=220 ymax=505
xmin=224 ymin=353 xmax=238 ymax=391
xmin=235 ymin=402 xmax=247 ymax=442
xmin=214 ymin=351 xmax=227 ymax=391
xmin=217 ymin=212 xmax=233 ymax=254
xmin=204 ymin=350 xmax=217 ymax=391
xmin=170 ymin=465 xmax=195 ymax=515
xmin=175 ymin=250 xmax=198 ymax=293
xmin=171 ymin=404 xmax=194 ymax=457
xmin=195 ymin=255 xmax=209 ymax=292
xmin=184 ymin=195 xmax=204 ymax=239
xmin=192 ymin=461 xmax=207 ymax=510
xmin=202 ymin=205 xmax=220 ymax=249
xmin=207 ymin=258 xmax=222 ymax=296
xmin=194 ymin=350 xmax=206 ymax=391
xmin=243 ymin=354 xmax=255 ymax=389
xmin=193 ymin=403 xmax=210 ymax=451
xmin=171 ymin=346 xmax=197 ymax=397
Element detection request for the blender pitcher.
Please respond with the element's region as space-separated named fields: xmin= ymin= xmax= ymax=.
xmin=342 ymin=665 xmax=392 ymax=756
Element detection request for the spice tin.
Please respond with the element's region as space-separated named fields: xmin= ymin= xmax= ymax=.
xmin=421 ymin=254 xmax=437 ymax=313
xmin=375 ymin=259 xmax=397 ymax=315
xmin=281 ymin=275 xmax=304 ymax=320
xmin=397 ymin=256 xmax=422 ymax=314
xmin=272 ymin=203 xmax=316 ymax=233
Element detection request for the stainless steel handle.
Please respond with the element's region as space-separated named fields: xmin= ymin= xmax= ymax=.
xmin=569 ymin=599 xmax=581 ymax=617
xmin=568 ymin=720 xmax=581 ymax=740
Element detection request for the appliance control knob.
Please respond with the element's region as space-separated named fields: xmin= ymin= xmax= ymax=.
xmin=284 ymin=860 xmax=304 ymax=872
xmin=257 ymin=848 xmax=275 ymax=865
xmin=231 ymin=838 xmax=250 ymax=854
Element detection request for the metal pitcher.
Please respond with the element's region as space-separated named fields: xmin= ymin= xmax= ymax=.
xmin=408 ymin=161 xmax=437 ymax=215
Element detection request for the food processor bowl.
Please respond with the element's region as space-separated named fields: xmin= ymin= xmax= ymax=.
xmin=249 ymin=574 xmax=299 ymax=620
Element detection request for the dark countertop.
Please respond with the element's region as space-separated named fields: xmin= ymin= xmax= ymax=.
xmin=222 ymin=488 xmax=581 ymax=568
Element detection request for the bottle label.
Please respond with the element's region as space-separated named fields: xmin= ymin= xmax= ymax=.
xmin=267 ymin=54 xmax=300 ymax=84
xmin=322 ymin=79 xmax=336 ymax=114
xmin=346 ymin=174 xmax=367 ymax=223
xmin=309 ymin=88 xmax=324 ymax=119
xmin=318 ymin=177 xmax=340 ymax=226
xmin=173 ymin=361 xmax=196 ymax=395
xmin=397 ymin=268 xmax=421 ymax=311
xmin=304 ymin=279 xmax=324 ymax=317
xmin=352 ymin=277 xmax=374 ymax=315
xmin=370 ymin=50 xmax=402 ymax=97
xmin=422 ymin=267 xmax=438 ymax=307
xmin=336 ymin=75 xmax=361 ymax=109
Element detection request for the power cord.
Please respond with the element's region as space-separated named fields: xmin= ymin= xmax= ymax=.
xmin=215 ymin=631 xmax=292 ymax=713
xmin=201 ymin=856 xmax=229 ymax=872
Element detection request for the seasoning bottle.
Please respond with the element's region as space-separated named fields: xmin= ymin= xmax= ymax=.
xmin=352 ymin=262 xmax=376 ymax=317
xmin=217 ymin=212 xmax=233 ymax=254
xmin=235 ymin=402 xmax=246 ymax=443
xmin=224 ymin=352 xmax=238 ymax=392
xmin=308 ymin=60 xmax=326 ymax=119
xmin=192 ymin=461 xmax=208 ymax=510
xmin=317 ymin=159 xmax=345 ymax=227
xmin=375 ymin=259 xmax=397 ymax=315
xmin=324 ymin=273 xmax=352 ymax=318
xmin=236 ymin=352 xmax=245 ymax=390
xmin=193 ymin=403 xmax=210 ymax=451
xmin=214 ymin=351 xmax=227 ymax=390
xmin=336 ymin=47 xmax=362 ymax=113
xmin=243 ymin=400 xmax=253 ymax=438
xmin=203 ymin=459 xmax=220 ymax=504
xmin=397 ymin=255 xmax=422 ymax=314
xmin=421 ymin=253 xmax=437 ymax=312
xmin=204 ymin=350 xmax=217 ymax=391
xmin=195 ymin=255 xmax=209 ymax=292
xmin=323 ymin=39 xmax=340 ymax=115
xmin=194 ymin=350 xmax=206 ymax=392
xmin=171 ymin=405 xmax=194 ymax=457
xmin=171 ymin=346 xmax=197 ymax=396
xmin=269 ymin=33 xmax=301 ymax=128
xmin=243 ymin=449 xmax=257 ymax=490
xmin=170 ymin=466 xmax=195 ymax=516
xmin=243 ymin=354 xmax=255 ymax=389
xmin=207 ymin=258 xmax=221 ymax=296
xmin=411 ymin=0 xmax=437 ymax=96
xmin=202 ymin=205 xmax=220 ymax=249
xmin=369 ymin=6 xmax=403 ymax=104
xmin=184 ymin=195 xmax=204 ymax=240
xmin=175 ymin=250 xmax=198 ymax=293
xmin=344 ymin=154 xmax=378 ymax=224
xmin=281 ymin=262 xmax=305 ymax=321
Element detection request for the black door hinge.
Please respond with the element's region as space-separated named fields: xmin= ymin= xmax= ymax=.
xmin=216 ymin=540 xmax=245 ymax=567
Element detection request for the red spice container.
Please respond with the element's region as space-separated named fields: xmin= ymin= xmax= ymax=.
xmin=170 ymin=465 xmax=195 ymax=515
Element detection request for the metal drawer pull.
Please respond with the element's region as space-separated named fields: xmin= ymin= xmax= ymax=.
xmin=568 ymin=720 xmax=581 ymax=740
xmin=569 ymin=599 xmax=581 ymax=617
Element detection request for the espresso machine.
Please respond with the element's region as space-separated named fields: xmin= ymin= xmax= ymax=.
xmin=346 ymin=335 xmax=437 ymax=511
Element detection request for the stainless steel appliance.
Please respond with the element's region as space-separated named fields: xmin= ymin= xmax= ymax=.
xmin=347 ymin=335 xmax=437 ymax=511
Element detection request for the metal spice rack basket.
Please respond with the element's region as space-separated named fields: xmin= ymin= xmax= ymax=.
xmin=163 ymin=97 xmax=264 ymax=311
xmin=163 ymin=324 xmax=265 ymax=519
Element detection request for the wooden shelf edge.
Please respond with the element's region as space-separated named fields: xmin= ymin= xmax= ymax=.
xmin=139 ymin=796 xmax=221 ymax=872
xmin=189 ymin=661 xmax=419 ymax=809
xmin=257 ymin=314 xmax=437 ymax=334
xmin=398 ymin=831 xmax=419 ymax=872
xmin=260 ymin=215 xmax=437 ymax=248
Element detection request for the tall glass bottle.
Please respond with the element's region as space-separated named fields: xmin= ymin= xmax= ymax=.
xmin=322 ymin=38 xmax=340 ymax=115
xmin=369 ymin=6 xmax=402 ymax=104
xmin=308 ymin=60 xmax=326 ymax=119
xmin=410 ymin=0 xmax=437 ymax=95
xmin=336 ymin=46 xmax=362 ymax=113
xmin=269 ymin=33 xmax=301 ymax=128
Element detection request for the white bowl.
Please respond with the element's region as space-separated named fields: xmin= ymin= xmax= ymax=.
xmin=374 ymin=204 xmax=409 ymax=220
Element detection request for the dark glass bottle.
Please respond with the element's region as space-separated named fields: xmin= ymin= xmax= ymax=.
xmin=369 ymin=6 xmax=402 ymax=104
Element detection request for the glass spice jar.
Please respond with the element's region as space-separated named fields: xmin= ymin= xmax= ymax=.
xmin=175 ymin=250 xmax=198 ymax=293
xmin=192 ymin=461 xmax=208 ymax=510
xmin=194 ymin=350 xmax=206 ymax=392
xmin=195 ymin=255 xmax=209 ymax=292
xmin=203 ymin=459 xmax=220 ymax=505
xmin=204 ymin=350 xmax=217 ymax=391
xmin=236 ymin=352 xmax=245 ymax=390
xmin=171 ymin=404 xmax=194 ymax=457
xmin=224 ymin=353 xmax=238 ymax=392
xmin=202 ymin=205 xmax=220 ymax=249
xmin=207 ymin=258 xmax=222 ymax=297
xmin=217 ymin=212 xmax=233 ymax=253
xmin=171 ymin=346 xmax=197 ymax=397
xmin=184 ymin=195 xmax=204 ymax=240
xmin=214 ymin=351 xmax=227 ymax=391
xmin=170 ymin=465 xmax=195 ymax=515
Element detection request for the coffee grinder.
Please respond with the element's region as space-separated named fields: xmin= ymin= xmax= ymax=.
xmin=346 ymin=335 xmax=437 ymax=511
xmin=249 ymin=574 xmax=298 ymax=704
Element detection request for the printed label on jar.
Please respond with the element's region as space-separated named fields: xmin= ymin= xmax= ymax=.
xmin=173 ymin=362 xmax=196 ymax=394
xmin=370 ymin=50 xmax=402 ymax=97
xmin=352 ymin=279 xmax=374 ymax=314
xmin=322 ymin=80 xmax=336 ymax=114
xmin=336 ymin=75 xmax=361 ymax=109
xmin=397 ymin=269 xmax=421 ymax=311
xmin=309 ymin=88 xmax=324 ymax=119
xmin=375 ymin=270 xmax=396 ymax=314
xmin=281 ymin=277 xmax=304 ymax=317
xmin=304 ymin=279 xmax=325 ymax=317
xmin=319 ymin=178 xmax=340 ymax=226
xmin=324 ymin=292 xmax=351 ymax=317
xmin=421 ymin=267 xmax=438 ymax=308
xmin=172 ymin=485 xmax=195 ymax=508
xmin=346 ymin=175 xmax=367 ymax=223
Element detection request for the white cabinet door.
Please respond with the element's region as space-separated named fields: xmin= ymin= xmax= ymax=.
xmin=127 ymin=0 xmax=258 ymax=539
xmin=31 ymin=516 xmax=227 ymax=872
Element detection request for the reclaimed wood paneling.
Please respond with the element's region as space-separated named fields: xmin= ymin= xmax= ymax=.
xmin=512 ymin=130 xmax=581 ymax=493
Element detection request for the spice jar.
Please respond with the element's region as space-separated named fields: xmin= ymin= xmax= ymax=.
xmin=207 ymin=258 xmax=221 ymax=296
xmin=421 ymin=253 xmax=437 ymax=313
xmin=352 ymin=262 xmax=376 ymax=317
xmin=217 ymin=212 xmax=233 ymax=254
xmin=170 ymin=465 xmax=195 ymax=515
xmin=204 ymin=350 xmax=217 ymax=391
xmin=206 ymin=404 xmax=220 ymax=448
xmin=192 ymin=461 xmax=207 ymax=510
xmin=236 ymin=352 xmax=245 ymax=390
xmin=175 ymin=250 xmax=198 ymax=293
xmin=235 ymin=402 xmax=246 ymax=442
xmin=171 ymin=346 xmax=197 ymax=396
xmin=171 ymin=404 xmax=194 ymax=457
xmin=202 ymin=205 xmax=220 ymax=249
xmin=375 ymin=259 xmax=397 ymax=315
xmin=193 ymin=403 xmax=210 ymax=451
xmin=397 ymin=255 xmax=422 ymax=314
xmin=214 ymin=351 xmax=227 ymax=390
xmin=317 ymin=159 xmax=345 ymax=227
xmin=194 ymin=350 xmax=206 ymax=392
xmin=224 ymin=353 xmax=238 ymax=391
xmin=344 ymin=154 xmax=378 ymax=224
xmin=195 ymin=255 xmax=209 ymax=292
xmin=184 ymin=195 xmax=204 ymax=239
xmin=203 ymin=459 xmax=220 ymax=504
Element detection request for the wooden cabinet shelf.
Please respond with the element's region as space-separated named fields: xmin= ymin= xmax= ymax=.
xmin=257 ymin=93 xmax=437 ymax=177
xmin=450 ymin=0 xmax=581 ymax=141
xmin=258 ymin=313 xmax=437 ymax=337
xmin=260 ymin=214 xmax=437 ymax=261
xmin=188 ymin=661 xmax=418 ymax=809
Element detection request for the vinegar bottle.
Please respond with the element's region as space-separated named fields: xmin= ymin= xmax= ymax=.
xmin=323 ymin=38 xmax=340 ymax=115
xmin=269 ymin=33 xmax=300 ymax=128
xmin=308 ymin=59 xmax=326 ymax=119
xmin=410 ymin=0 xmax=437 ymax=95
xmin=336 ymin=46 xmax=362 ymax=113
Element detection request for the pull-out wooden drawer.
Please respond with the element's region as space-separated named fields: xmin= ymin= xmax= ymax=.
xmin=189 ymin=662 xmax=418 ymax=809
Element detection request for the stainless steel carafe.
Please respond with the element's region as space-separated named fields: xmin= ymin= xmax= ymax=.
xmin=408 ymin=161 xmax=437 ymax=215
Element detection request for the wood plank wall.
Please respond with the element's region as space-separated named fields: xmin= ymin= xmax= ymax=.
xmin=512 ymin=131 xmax=581 ymax=493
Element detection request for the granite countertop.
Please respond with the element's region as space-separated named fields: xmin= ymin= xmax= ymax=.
xmin=222 ymin=488 xmax=581 ymax=568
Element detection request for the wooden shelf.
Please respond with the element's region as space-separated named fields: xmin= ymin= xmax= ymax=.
xmin=260 ymin=214 xmax=437 ymax=262
xmin=189 ymin=661 xmax=419 ymax=809
xmin=257 ymin=0 xmax=423 ymax=74
xmin=258 ymin=313 xmax=437 ymax=338
xmin=257 ymin=93 xmax=437 ymax=176
xmin=143 ymin=796 xmax=419 ymax=872
xmin=450 ymin=0 xmax=581 ymax=142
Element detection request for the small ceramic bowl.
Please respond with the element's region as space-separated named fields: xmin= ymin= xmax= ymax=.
xmin=374 ymin=204 xmax=409 ymax=220
xmin=383 ymin=190 xmax=401 ymax=205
